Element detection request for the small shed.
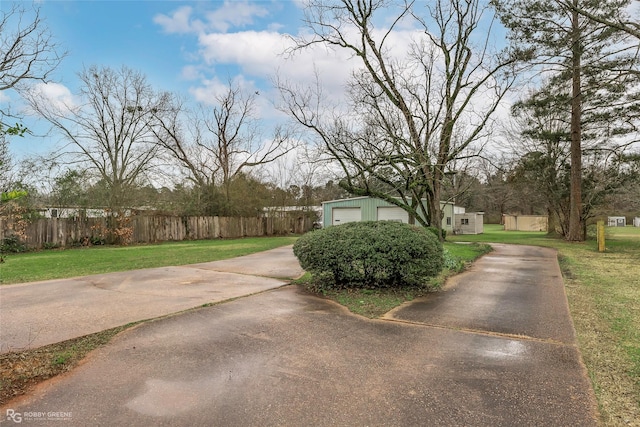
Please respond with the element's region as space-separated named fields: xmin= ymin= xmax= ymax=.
xmin=634 ymin=217 xmax=640 ymax=227
xmin=608 ymin=216 xmax=626 ymax=227
xmin=455 ymin=212 xmax=484 ymax=235
xmin=503 ymin=214 xmax=548 ymax=232
xmin=321 ymin=196 xmax=455 ymax=232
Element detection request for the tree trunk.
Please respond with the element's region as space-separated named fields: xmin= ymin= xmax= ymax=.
xmin=567 ymin=1 xmax=584 ymax=241
xmin=430 ymin=168 xmax=444 ymax=241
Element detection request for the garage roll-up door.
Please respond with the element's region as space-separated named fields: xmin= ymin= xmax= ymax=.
xmin=377 ymin=206 xmax=408 ymax=223
xmin=332 ymin=207 xmax=361 ymax=225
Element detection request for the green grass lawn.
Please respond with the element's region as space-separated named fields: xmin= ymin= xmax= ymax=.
xmin=450 ymin=224 xmax=640 ymax=426
xmin=0 ymin=236 xmax=298 ymax=285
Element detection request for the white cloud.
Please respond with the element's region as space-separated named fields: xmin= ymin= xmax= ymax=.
xmin=180 ymin=65 xmax=203 ymax=81
xmin=28 ymin=82 xmax=77 ymax=113
xmin=189 ymin=81 xmax=217 ymax=104
xmin=156 ymin=2 xmax=362 ymax=109
xmin=198 ymin=31 xmax=288 ymax=72
xmin=196 ymin=30 xmax=356 ymax=91
xmin=154 ymin=1 xmax=269 ymax=35
xmin=204 ymin=1 xmax=269 ymax=33
xmin=190 ymin=75 xmax=252 ymax=104
xmin=154 ymin=6 xmax=202 ymax=34
xmin=165 ymin=4 xmax=503 ymax=144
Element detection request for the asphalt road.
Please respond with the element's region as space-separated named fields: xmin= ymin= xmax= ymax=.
xmin=0 ymin=244 xmax=599 ymax=426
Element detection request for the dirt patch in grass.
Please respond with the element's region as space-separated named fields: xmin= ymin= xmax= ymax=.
xmin=325 ymin=287 xmax=428 ymax=319
xmin=0 ymin=326 xmax=131 ymax=406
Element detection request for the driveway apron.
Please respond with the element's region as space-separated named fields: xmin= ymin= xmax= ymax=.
xmin=0 ymin=246 xmax=303 ymax=353
xmin=387 ymin=244 xmax=576 ymax=343
xmin=0 ymin=244 xmax=598 ymax=426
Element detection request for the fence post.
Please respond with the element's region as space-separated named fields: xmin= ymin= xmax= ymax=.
xmin=597 ymin=220 xmax=605 ymax=252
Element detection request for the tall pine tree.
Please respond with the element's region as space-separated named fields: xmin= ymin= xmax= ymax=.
xmin=493 ymin=0 xmax=640 ymax=240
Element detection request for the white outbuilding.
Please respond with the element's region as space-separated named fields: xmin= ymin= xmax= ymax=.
xmin=608 ymin=216 xmax=626 ymax=227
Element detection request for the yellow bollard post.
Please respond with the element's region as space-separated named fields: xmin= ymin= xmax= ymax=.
xmin=597 ymin=220 xmax=605 ymax=252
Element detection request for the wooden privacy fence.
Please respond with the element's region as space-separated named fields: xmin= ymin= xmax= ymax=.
xmin=1 ymin=215 xmax=314 ymax=249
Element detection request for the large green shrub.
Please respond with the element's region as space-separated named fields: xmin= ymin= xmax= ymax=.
xmin=293 ymin=221 xmax=444 ymax=290
xmin=1 ymin=235 xmax=28 ymax=254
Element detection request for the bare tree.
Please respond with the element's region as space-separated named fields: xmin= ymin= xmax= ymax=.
xmin=0 ymin=3 xmax=64 ymax=91
xmin=26 ymin=65 xmax=163 ymax=212
xmin=278 ymin=0 xmax=521 ymax=239
xmin=0 ymin=3 xmax=65 ymax=243
xmin=153 ymin=82 xmax=295 ymax=215
xmin=1 ymin=3 xmax=65 ymax=131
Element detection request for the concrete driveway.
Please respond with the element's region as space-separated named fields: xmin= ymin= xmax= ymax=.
xmin=0 ymin=244 xmax=599 ymax=426
xmin=0 ymin=246 xmax=303 ymax=352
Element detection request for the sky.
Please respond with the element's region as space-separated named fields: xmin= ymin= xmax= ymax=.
xmin=3 ymin=0 xmax=359 ymax=161
xmin=2 ymin=0 xmax=552 ymax=193
xmin=36 ymin=0 xmax=309 ymax=92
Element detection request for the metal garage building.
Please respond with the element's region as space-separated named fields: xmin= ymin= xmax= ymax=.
xmin=321 ymin=196 xmax=455 ymax=232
